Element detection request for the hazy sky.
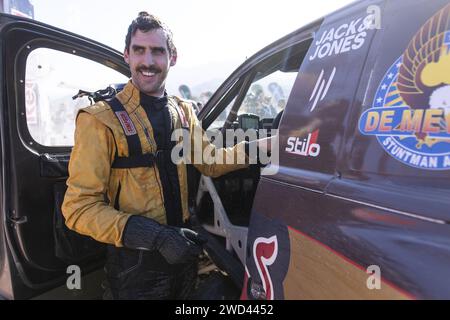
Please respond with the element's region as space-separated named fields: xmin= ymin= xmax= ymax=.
xmin=30 ymin=0 xmax=355 ymax=94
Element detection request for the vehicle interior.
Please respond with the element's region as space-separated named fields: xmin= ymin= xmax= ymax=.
xmin=187 ymin=39 xmax=312 ymax=289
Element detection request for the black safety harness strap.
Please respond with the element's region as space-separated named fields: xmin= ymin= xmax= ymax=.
xmin=108 ymin=98 xmax=142 ymax=156
xmin=111 ymin=153 xmax=156 ymax=168
xmin=107 ymin=97 xmax=190 ymax=169
xmin=108 ymin=97 xmax=153 ymax=168
xmin=106 ymin=96 xmax=186 ymax=226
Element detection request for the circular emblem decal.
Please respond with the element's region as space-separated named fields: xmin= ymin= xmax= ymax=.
xmin=359 ymin=4 xmax=450 ymax=170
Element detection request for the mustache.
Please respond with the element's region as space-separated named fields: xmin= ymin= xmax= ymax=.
xmin=137 ymin=65 xmax=161 ymax=74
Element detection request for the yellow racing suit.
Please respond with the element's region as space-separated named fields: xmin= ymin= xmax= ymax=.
xmin=62 ymin=81 xmax=249 ymax=247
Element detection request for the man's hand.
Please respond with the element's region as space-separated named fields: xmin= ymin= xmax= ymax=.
xmin=122 ymin=216 xmax=207 ymax=265
xmin=155 ymin=226 xmax=206 ymax=264
xmin=179 ymin=228 xmax=208 ymax=246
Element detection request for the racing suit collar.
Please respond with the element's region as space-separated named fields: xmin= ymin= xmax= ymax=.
xmin=117 ymin=81 xmax=168 ymax=113
xmin=115 ymin=80 xmax=141 ymax=114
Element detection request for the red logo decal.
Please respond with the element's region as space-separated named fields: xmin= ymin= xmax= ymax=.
xmin=116 ymin=111 xmax=137 ymax=136
xmin=253 ymin=235 xmax=278 ymax=300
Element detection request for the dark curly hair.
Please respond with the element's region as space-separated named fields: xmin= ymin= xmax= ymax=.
xmin=124 ymin=11 xmax=176 ymax=56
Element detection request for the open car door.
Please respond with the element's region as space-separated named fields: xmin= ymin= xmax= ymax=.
xmin=0 ymin=14 xmax=130 ymax=299
xmin=190 ymin=15 xmax=320 ymax=297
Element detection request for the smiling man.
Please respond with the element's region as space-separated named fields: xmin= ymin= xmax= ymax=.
xmin=62 ymin=12 xmax=255 ymax=300
xmin=124 ymin=25 xmax=175 ymax=97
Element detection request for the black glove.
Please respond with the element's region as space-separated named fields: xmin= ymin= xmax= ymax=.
xmin=178 ymin=227 xmax=208 ymax=246
xmin=122 ymin=215 xmax=206 ymax=265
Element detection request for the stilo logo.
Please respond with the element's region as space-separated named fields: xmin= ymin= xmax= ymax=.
xmin=285 ymin=130 xmax=321 ymax=157
xmin=358 ymin=4 xmax=450 ymax=170
xmin=253 ymin=236 xmax=278 ymax=300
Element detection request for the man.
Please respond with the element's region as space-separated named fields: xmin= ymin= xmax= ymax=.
xmin=62 ymin=12 xmax=266 ymax=300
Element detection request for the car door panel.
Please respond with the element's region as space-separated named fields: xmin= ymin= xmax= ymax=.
xmin=324 ymin=0 xmax=450 ymax=299
xmin=243 ymin=0 xmax=384 ymax=300
xmin=0 ymin=14 xmax=129 ymax=299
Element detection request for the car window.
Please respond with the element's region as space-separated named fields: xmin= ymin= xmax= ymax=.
xmin=209 ymin=97 xmax=236 ymax=131
xmin=238 ymin=71 xmax=295 ymax=119
xmin=207 ymin=43 xmax=308 ymax=132
xmin=25 ymin=48 xmax=128 ymax=147
xmin=208 ymin=70 xmax=295 ymax=131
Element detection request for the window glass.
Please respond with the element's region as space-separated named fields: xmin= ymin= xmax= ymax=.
xmin=239 ymin=71 xmax=294 ymax=119
xmin=25 ymin=48 xmax=128 ymax=146
xmin=208 ymin=69 xmax=297 ymax=132
xmin=209 ymin=97 xmax=236 ymax=131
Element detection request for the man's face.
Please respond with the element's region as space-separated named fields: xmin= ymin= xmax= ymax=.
xmin=124 ymin=28 xmax=176 ymax=97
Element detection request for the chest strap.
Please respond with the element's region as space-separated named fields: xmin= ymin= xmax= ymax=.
xmin=107 ymin=97 xmax=189 ymax=169
xmin=108 ymin=97 xmax=152 ymax=168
